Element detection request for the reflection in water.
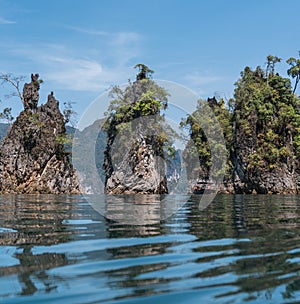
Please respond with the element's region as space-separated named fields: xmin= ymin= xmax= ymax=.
xmin=186 ymin=195 xmax=300 ymax=301
xmin=0 ymin=195 xmax=103 ymax=297
xmin=1 ymin=195 xmax=300 ymax=303
xmin=86 ymin=193 xmax=188 ymax=225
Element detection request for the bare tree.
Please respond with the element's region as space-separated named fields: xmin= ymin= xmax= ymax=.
xmin=63 ymin=101 xmax=78 ymax=128
xmin=0 ymin=73 xmax=26 ymax=104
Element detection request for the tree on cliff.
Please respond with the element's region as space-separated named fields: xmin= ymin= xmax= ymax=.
xmin=0 ymin=73 xmax=76 ymax=127
xmin=0 ymin=73 xmax=26 ymax=103
xmin=134 ymin=64 xmax=154 ymax=80
xmin=180 ymin=97 xmax=232 ymax=181
xmin=287 ymin=51 xmax=300 ymax=94
xmin=0 ymin=73 xmax=26 ymax=124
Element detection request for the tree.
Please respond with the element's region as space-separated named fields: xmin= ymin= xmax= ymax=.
xmin=181 ymin=97 xmax=232 ymax=181
xmin=62 ymin=101 xmax=78 ymax=127
xmin=287 ymin=52 xmax=300 ymax=94
xmin=0 ymin=107 xmax=14 ymax=125
xmin=266 ymin=55 xmax=281 ymax=85
xmin=0 ymin=73 xmax=26 ymax=104
xmin=134 ymin=64 xmax=154 ymax=81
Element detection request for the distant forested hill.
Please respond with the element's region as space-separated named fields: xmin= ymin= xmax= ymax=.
xmin=0 ymin=123 xmax=9 ymax=141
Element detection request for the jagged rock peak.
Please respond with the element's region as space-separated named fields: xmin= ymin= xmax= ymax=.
xmin=0 ymin=73 xmax=80 ymax=194
xmin=23 ymin=73 xmax=41 ymax=111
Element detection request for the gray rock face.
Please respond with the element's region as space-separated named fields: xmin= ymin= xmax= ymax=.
xmin=231 ymin=129 xmax=300 ymax=194
xmin=0 ymin=76 xmax=80 ymax=194
xmin=23 ymin=73 xmax=40 ymax=111
xmin=103 ymin=113 xmax=168 ymax=195
xmin=105 ymin=137 xmax=168 ymax=194
xmin=231 ymin=162 xmax=299 ymax=194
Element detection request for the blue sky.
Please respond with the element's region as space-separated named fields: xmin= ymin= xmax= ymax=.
xmin=1 ymin=0 xmax=300 ymax=121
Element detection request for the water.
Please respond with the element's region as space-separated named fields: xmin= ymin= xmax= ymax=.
xmin=1 ymin=194 xmax=300 ymax=303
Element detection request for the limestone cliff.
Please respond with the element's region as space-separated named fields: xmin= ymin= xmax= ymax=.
xmin=105 ymin=133 xmax=168 ymax=194
xmin=231 ymin=108 xmax=300 ymax=194
xmin=0 ymin=74 xmax=80 ymax=194
xmin=103 ymin=78 xmax=169 ymax=195
xmin=231 ymin=134 xmax=300 ymax=194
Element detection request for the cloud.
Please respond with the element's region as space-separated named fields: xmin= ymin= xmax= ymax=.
xmin=0 ymin=17 xmax=16 ymax=25
xmin=43 ymin=55 xmax=132 ymax=91
xmin=0 ymin=36 xmax=139 ymax=91
xmin=67 ymin=26 xmax=141 ymax=42
xmin=45 ymin=56 xmax=105 ymax=91
xmin=180 ymin=71 xmax=226 ymax=97
xmin=66 ymin=26 xmax=110 ymax=36
xmin=67 ymin=26 xmax=141 ymax=65
xmin=184 ymin=72 xmax=222 ymax=87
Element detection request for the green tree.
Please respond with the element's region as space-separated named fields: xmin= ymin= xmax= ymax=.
xmin=0 ymin=107 xmax=14 ymax=125
xmin=134 ymin=64 xmax=154 ymax=80
xmin=181 ymin=97 xmax=231 ymax=181
xmin=287 ymin=51 xmax=300 ymax=94
xmin=266 ymin=55 xmax=281 ymax=85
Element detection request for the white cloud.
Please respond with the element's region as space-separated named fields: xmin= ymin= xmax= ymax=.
xmin=184 ymin=72 xmax=222 ymax=87
xmin=0 ymin=17 xmax=16 ymax=25
xmin=1 ymin=28 xmax=141 ymax=91
xmin=67 ymin=26 xmax=141 ymax=42
xmin=43 ymin=55 xmax=133 ymax=91
xmin=66 ymin=26 xmax=110 ymax=36
xmin=45 ymin=56 xmax=104 ymax=91
xmin=180 ymin=71 xmax=226 ymax=98
xmin=67 ymin=26 xmax=141 ymax=66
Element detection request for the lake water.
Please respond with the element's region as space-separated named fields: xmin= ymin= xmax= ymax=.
xmin=1 ymin=194 xmax=300 ymax=303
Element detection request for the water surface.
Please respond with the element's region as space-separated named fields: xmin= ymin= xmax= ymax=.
xmin=1 ymin=194 xmax=300 ymax=303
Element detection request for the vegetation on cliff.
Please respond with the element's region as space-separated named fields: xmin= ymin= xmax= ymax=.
xmin=182 ymin=54 xmax=300 ymax=193
xmin=0 ymin=74 xmax=79 ymax=194
xmin=103 ymin=64 xmax=174 ymax=194
xmin=2 ymin=52 xmax=300 ymax=194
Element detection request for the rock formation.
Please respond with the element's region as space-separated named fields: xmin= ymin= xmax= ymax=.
xmin=231 ymin=111 xmax=300 ymax=194
xmin=104 ymin=132 xmax=168 ymax=194
xmin=231 ymin=137 xmax=300 ymax=194
xmin=0 ymin=74 xmax=80 ymax=194
xmin=103 ymin=78 xmax=169 ymax=195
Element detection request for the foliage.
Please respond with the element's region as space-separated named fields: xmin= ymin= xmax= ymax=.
xmin=62 ymin=101 xmax=78 ymax=127
xmin=55 ymin=133 xmax=73 ymax=145
xmin=181 ymin=97 xmax=232 ymax=180
xmin=103 ymin=65 xmax=175 ymax=177
xmin=287 ymin=51 xmax=300 ymax=93
xmin=232 ymin=58 xmax=300 ymax=170
xmin=182 ymin=54 xmax=300 ymax=181
xmin=134 ymin=64 xmax=154 ymax=80
xmin=27 ymin=113 xmax=45 ymax=128
xmin=0 ymin=107 xmax=14 ymax=125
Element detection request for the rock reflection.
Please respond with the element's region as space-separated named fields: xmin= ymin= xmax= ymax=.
xmin=104 ymin=195 xmax=165 ymax=239
xmin=187 ymin=194 xmax=300 ymax=301
xmin=86 ymin=194 xmax=187 ymax=227
xmin=187 ymin=194 xmax=300 ymax=238
xmin=0 ymin=195 xmax=81 ymax=297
